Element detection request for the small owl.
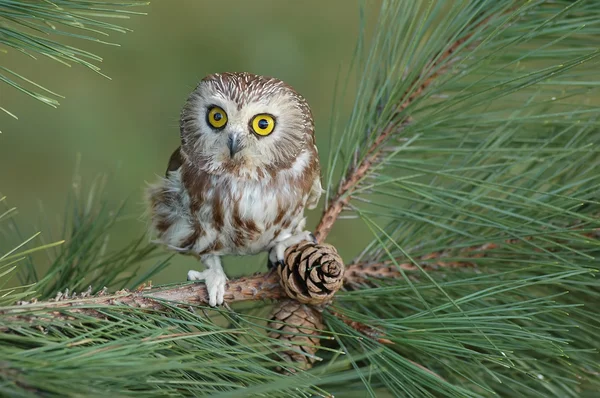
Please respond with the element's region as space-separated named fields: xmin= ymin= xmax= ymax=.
xmin=146 ymin=72 xmax=322 ymax=306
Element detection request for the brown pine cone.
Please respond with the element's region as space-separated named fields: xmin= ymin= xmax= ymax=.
xmin=268 ymin=299 xmax=324 ymax=373
xmin=277 ymin=241 xmax=345 ymax=306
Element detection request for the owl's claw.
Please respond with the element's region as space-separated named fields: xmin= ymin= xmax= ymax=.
xmin=269 ymin=231 xmax=315 ymax=267
xmin=308 ymin=232 xmax=318 ymax=244
xmin=268 ymin=245 xmax=283 ymax=267
xmin=187 ymin=267 xmax=227 ymax=307
xmin=266 ymin=254 xmax=277 ymax=270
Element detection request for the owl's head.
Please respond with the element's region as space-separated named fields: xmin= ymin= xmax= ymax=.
xmin=179 ymin=72 xmax=314 ymax=177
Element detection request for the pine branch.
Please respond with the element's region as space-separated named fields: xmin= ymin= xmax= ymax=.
xmin=0 ymin=251 xmax=473 ymax=335
xmin=314 ymin=7 xmax=502 ymax=242
xmin=0 ymin=263 xmax=389 ymax=322
xmin=0 ymin=235 xmax=576 ymax=318
xmin=6 ymin=224 xmax=596 ymax=322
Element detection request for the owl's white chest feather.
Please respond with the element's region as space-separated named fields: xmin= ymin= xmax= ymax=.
xmin=150 ymin=150 xmax=313 ymax=257
xmin=216 ymin=177 xmax=307 ymax=255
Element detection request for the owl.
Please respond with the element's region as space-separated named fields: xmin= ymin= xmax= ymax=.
xmin=146 ymin=72 xmax=322 ymax=307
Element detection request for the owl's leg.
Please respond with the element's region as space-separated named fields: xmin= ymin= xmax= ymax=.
xmin=268 ymin=231 xmax=318 ymax=267
xmin=187 ymin=255 xmax=227 ymax=307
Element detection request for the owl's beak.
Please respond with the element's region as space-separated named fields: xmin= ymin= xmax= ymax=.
xmin=228 ymin=133 xmax=243 ymax=158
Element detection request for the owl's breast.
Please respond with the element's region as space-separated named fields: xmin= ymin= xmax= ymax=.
xmin=217 ymin=177 xmax=307 ymax=255
xmin=150 ymin=155 xmax=316 ymax=257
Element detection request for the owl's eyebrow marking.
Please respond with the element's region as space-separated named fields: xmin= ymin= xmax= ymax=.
xmin=205 ymin=104 xmax=228 ymax=116
xmin=206 ymin=104 xmax=222 ymax=111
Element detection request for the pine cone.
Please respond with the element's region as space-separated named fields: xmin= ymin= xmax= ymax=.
xmin=277 ymin=241 xmax=345 ymax=306
xmin=268 ymin=299 xmax=324 ymax=373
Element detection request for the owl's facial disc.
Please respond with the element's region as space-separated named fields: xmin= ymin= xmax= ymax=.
xmin=180 ymin=73 xmax=314 ymax=175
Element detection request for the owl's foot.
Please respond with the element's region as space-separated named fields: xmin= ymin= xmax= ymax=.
xmin=266 ymin=255 xmax=277 ymax=270
xmin=268 ymin=231 xmax=318 ymax=267
xmin=187 ymin=255 xmax=227 ymax=307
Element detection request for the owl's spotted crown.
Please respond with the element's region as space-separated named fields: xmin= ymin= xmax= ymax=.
xmin=200 ymin=72 xmax=298 ymax=108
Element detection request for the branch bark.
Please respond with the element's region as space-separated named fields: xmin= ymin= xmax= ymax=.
xmin=2 ymin=246 xmax=484 ymax=318
xmin=8 ymin=226 xmax=591 ymax=315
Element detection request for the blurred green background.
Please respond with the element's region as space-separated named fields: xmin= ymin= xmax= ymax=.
xmin=1 ymin=1 xmax=379 ymax=285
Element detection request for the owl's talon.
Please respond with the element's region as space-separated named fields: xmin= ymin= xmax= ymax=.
xmin=266 ymin=247 xmax=286 ymax=270
xmin=268 ymin=246 xmax=281 ymax=267
xmin=269 ymin=230 xmax=316 ymax=268
xmin=267 ymin=252 xmax=276 ymax=270
xmin=308 ymin=232 xmax=317 ymax=244
xmin=187 ymin=267 xmax=227 ymax=307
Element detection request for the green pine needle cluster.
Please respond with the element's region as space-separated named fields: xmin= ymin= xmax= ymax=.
xmin=0 ymin=0 xmax=148 ymax=119
xmin=2 ymin=0 xmax=600 ymax=397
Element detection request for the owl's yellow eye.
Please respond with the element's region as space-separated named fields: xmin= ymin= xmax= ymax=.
xmin=251 ymin=114 xmax=275 ymax=136
xmin=207 ymin=106 xmax=228 ymax=129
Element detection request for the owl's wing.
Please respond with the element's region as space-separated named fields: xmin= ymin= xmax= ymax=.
xmin=306 ymin=176 xmax=322 ymax=210
xmin=306 ymin=170 xmax=323 ymax=210
xmin=165 ymin=146 xmax=183 ymax=176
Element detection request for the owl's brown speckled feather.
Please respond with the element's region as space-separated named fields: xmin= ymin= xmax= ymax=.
xmin=146 ymin=72 xmax=322 ymax=306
